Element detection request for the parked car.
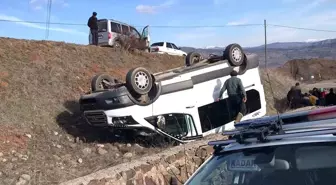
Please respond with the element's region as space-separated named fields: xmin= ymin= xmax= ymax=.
xmin=79 ymin=43 xmax=266 ymax=143
xmin=184 ymin=105 xmax=336 ymax=185
xmin=150 ymin=42 xmax=187 ymax=56
xmin=89 ymin=19 xmax=150 ymax=51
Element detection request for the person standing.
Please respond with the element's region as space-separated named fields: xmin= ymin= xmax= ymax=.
xmin=326 ymin=88 xmax=336 ymax=106
xmin=87 ymin=12 xmax=98 ymax=46
xmin=291 ymin=82 xmax=303 ymax=109
xmin=217 ymin=70 xmax=247 ymax=124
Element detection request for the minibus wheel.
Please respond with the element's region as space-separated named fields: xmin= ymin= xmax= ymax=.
xmin=185 ymin=52 xmax=201 ymax=66
xmin=224 ymin=43 xmax=245 ymax=66
xmin=126 ymin=67 xmax=153 ymax=95
xmin=91 ymin=73 xmax=119 ymax=92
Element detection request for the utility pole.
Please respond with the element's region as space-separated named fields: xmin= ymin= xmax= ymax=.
xmin=264 ymin=19 xmax=267 ymax=68
xmin=45 ymin=0 xmax=52 ymax=40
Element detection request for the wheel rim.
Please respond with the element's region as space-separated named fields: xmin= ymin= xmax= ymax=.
xmin=134 ymin=71 xmax=149 ymax=90
xmin=192 ymin=56 xmax=199 ymax=64
xmin=115 ymin=42 xmax=121 ymax=48
xmin=99 ymin=79 xmax=110 ymax=89
xmin=232 ymin=47 xmax=242 ymax=63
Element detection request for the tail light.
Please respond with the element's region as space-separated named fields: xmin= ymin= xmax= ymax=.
xmin=108 ymin=32 xmax=112 ymax=39
xmin=152 ymin=47 xmax=159 ymax=52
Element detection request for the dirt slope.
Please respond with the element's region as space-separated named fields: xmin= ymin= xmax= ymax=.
xmin=260 ymin=58 xmax=336 ymax=114
xmin=0 ymin=38 xmax=184 ymax=184
xmin=0 ymin=37 xmax=334 ymax=184
xmin=280 ymin=58 xmax=336 ymax=82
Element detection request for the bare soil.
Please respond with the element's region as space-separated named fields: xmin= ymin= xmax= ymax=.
xmin=0 ymin=37 xmax=335 ymax=184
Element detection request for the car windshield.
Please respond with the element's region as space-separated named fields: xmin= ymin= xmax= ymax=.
xmin=151 ymin=42 xmax=164 ymax=47
xmin=186 ymin=142 xmax=336 ymax=185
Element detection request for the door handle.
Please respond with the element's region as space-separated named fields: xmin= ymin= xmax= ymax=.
xmin=186 ymin=106 xmax=195 ymax=109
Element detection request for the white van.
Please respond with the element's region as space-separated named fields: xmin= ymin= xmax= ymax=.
xmin=79 ymin=44 xmax=267 ymax=143
xmin=89 ymin=19 xmax=150 ymax=49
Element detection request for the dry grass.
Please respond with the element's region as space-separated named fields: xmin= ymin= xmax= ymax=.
xmin=0 ymin=37 xmax=335 ymax=184
xmin=0 ymin=37 xmax=183 ymax=184
xmin=280 ymin=58 xmax=336 ymax=82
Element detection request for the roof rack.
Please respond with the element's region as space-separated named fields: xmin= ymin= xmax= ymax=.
xmin=209 ymin=106 xmax=336 ymax=152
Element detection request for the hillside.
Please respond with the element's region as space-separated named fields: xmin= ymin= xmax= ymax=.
xmin=0 ymin=38 xmax=185 ymax=185
xmin=181 ymin=38 xmax=336 ymax=68
xmin=0 ymin=37 xmax=334 ymax=184
xmin=280 ymin=58 xmax=336 ymax=81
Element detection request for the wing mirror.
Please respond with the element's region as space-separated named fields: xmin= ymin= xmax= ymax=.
xmin=156 ymin=115 xmax=166 ymax=130
xmin=170 ymin=177 xmax=178 ymax=185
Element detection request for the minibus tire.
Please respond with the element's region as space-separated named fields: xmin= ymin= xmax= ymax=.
xmin=126 ymin=67 xmax=153 ymax=95
xmin=91 ymin=74 xmax=119 ymax=92
xmin=224 ymin=43 xmax=245 ymax=66
xmin=185 ymin=52 xmax=201 ymax=66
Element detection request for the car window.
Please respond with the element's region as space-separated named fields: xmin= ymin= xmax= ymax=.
xmin=110 ymin=22 xmax=121 ymax=34
xmin=171 ymin=43 xmax=179 ymax=49
xmin=121 ymin=24 xmax=129 ymax=35
xmin=166 ymin=43 xmax=173 ymax=48
xmin=151 ymin=42 xmax=164 ymax=47
xmin=145 ymin=113 xmax=197 ymax=138
xmin=186 ymin=143 xmax=336 ymax=185
xmin=198 ymin=89 xmax=261 ymax=133
xmin=97 ymin=21 xmax=108 ymax=32
xmin=130 ymin=26 xmax=140 ymax=39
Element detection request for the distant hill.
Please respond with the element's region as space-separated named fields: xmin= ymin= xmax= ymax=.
xmin=181 ymin=38 xmax=336 ymax=68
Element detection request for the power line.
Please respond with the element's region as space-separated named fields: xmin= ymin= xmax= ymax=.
xmin=0 ymin=19 xmax=262 ymax=27
xmin=0 ymin=18 xmax=336 ymax=32
xmin=0 ymin=19 xmax=84 ymax=26
xmin=268 ymin=24 xmax=336 ymax=33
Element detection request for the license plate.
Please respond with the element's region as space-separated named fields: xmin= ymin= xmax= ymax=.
xmin=228 ymin=157 xmax=260 ymax=172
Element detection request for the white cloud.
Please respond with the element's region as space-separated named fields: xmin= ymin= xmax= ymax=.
xmin=174 ymin=9 xmax=336 ymax=47
xmin=0 ymin=14 xmax=87 ymax=36
xmin=136 ymin=0 xmax=176 ymax=14
xmin=29 ymin=0 xmax=69 ymax=10
xmin=227 ymin=19 xmax=249 ymax=26
xmin=136 ymin=5 xmax=156 ymax=14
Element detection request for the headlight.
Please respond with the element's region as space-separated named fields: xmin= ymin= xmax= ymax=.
xmin=105 ymin=97 xmax=120 ymax=104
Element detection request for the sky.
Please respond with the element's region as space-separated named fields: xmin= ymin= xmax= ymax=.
xmin=0 ymin=0 xmax=335 ymax=48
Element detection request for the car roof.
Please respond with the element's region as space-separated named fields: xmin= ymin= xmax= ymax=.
xmin=98 ymin=19 xmax=136 ymax=28
xmin=221 ymin=134 xmax=336 ymax=153
xmin=209 ymin=106 xmax=336 ymax=154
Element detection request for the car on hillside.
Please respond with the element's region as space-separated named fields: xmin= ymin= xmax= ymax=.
xmin=184 ymin=105 xmax=336 ymax=185
xmin=79 ymin=43 xmax=267 ymax=143
xmin=150 ymin=42 xmax=187 ymax=56
xmin=89 ymin=19 xmax=150 ymax=51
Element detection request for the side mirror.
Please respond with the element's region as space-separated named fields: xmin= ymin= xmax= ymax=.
xmin=156 ymin=115 xmax=166 ymax=130
xmin=178 ymin=47 xmax=181 ymax=50
xmin=170 ymin=177 xmax=178 ymax=185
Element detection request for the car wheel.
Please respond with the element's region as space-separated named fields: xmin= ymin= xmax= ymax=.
xmin=91 ymin=74 xmax=119 ymax=92
xmin=113 ymin=40 xmax=121 ymax=48
xmin=224 ymin=43 xmax=245 ymax=66
xmin=185 ymin=52 xmax=201 ymax=66
xmin=126 ymin=67 xmax=153 ymax=95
